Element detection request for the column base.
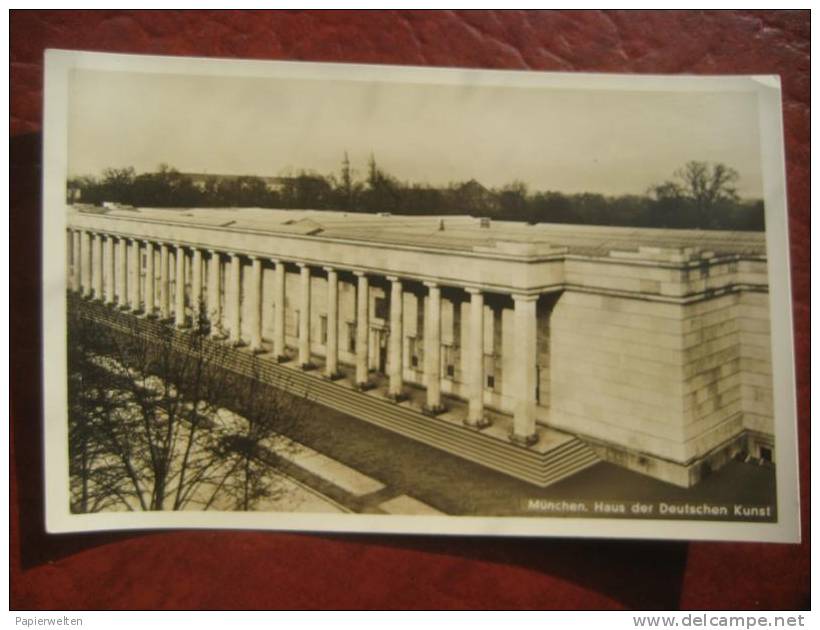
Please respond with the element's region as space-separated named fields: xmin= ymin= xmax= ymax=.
xmin=422 ymin=403 xmax=446 ymax=416
xmin=274 ymin=354 xmax=291 ymax=364
xmin=324 ymin=370 xmax=344 ymax=381
xmin=387 ymin=391 xmax=408 ymax=403
xmin=229 ymin=339 xmax=245 ymax=348
xmin=300 ymin=362 xmax=318 ymax=371
xmin=463 ymin=416 xmax=491 ymax=430
xmin=355 ymin=381 xmax=376 ymax=392
xmin=508 ymin=431 xmax=539 ymax=447
xmin=250 ymin=345 xmax=266 ymax=355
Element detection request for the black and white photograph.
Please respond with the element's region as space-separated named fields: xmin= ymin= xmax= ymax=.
xmin=42 ymin=50 xmax=799 ymax=542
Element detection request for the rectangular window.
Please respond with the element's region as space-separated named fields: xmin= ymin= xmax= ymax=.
xmin=374 ymin=296 xmax=388 ymax=320
xmin=486 ymin=374 xmax=495 ymax=389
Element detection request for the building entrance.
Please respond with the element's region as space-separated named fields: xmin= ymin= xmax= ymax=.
xmin=369 ymin=327 xmax=389 ymax=374
xmin=377 ymin=330 xmax=388 ymax=374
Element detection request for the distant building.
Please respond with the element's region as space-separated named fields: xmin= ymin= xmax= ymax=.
xmin=182 ymin=172 xmax=290 ymax=192
xmin=66 ymin=205 xmax=775 ymax=488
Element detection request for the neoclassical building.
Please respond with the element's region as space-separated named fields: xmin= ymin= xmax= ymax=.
xmin=65 ymin=205 xmax=775 ymax=488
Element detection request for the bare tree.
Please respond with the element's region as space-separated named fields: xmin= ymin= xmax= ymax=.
xmin=68 ymin=310 xmax=134 ymax=512
xmin=207 ymin=365 xmax=308 ymax=511
xmin=68 ymin=297 xmax=308 ymax=512
xmin=650 ymin=161 xmax=740 ymax=228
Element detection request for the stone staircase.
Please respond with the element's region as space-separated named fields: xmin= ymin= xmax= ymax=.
xmin=73 ymin=297 xmax=601 ymax=488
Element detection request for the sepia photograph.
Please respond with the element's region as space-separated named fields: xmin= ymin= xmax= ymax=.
xmin=42 ymin=50 xmax=799 ymax=542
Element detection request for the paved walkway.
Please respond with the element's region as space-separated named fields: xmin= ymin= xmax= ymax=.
xmin=212 ymin=405 xmax=441 ymax=515
xmin=269 ymin=438 xmax=385 ymax=497
xmin=378 ymin=495 xmax=443 ymax=515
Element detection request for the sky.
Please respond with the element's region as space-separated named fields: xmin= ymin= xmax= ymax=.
xmin=68 ymin=68 xmax=764 ymax=198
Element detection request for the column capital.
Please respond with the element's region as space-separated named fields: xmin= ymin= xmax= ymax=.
xmin=512 ymin=293 xmax=539 ymax=303
xmin=423 ymin=280 xmax=439 ymax=290
xmin=386 ymin=275 xmax=402 ymax=284
xmin=465 ymin=286 xmax=483 ymax=295
xmin=296 ymin=261 xmax=309 ymax=269
xmin=142 ymin=238 xmax=153 ymax=246
xmin=353 ymin=270 xmax=367 ymax=278
xmin=227 ymin=251 xmax=239 ymax=259
xmin=322 ymin=265 xmax=337 ymax=274
xmin=248 ymin=254 xmax=259 ymax=262
xmin=270 ymin=257 xmax=282 ymax=265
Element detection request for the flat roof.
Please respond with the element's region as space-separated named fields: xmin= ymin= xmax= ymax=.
xmin=72 ymin=205 xmax=768 ymax=258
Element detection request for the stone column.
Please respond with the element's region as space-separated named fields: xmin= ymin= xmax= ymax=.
xmin=191 ymin=247 xmax=203 ymax=325
xmin=208 ymin=250 xmax=221 ymax=335
xmin=92 ymin=233 xmax=103 ymax=299
xmin=354 ymin=272 xmax=370 ymax=387
xmin=272 ymin=260 xmax=286 ymax=360
xmin=465 ymin=288 xmax=489 ymax=428
xmin=297 ymin=263 xmax=312 ymax=367
xmin=388 ymin=276 xmax=404 ymax=400
xmin=323 ymin=267 xmax=339 ymax=378
xmin=511 ymin=294 xmax=539 ymax=445
xmin=71 ymin=230 xmax=81 ymax=293
xmin=104 ymin=236 xmax=116 ymax=304
xmin=65 ymin=230 xmax=72 ymax=289
xmin=423 ymin=282 xmax=443 ymax=413
xmin=175 ymin=245 xmax=186 ymax=327
xmin=143 ymin=241 xmax=155 ymax=315
xmin=228 ymin=253 xmax=241 ymax=344
xmin=129 ymin=239 xmax=141 ymax=311
xmin=159 ymin=242 xmax=170 ymax=319
xmin=248 ymin=256 xmax=263 ymax=352
xmin=116 ymin=236 xmax=128 ymax=307
xmin=81 ymin=230 xmax=92 ymax=297
xmin=66 ymin=230 xmax=73 ymax=288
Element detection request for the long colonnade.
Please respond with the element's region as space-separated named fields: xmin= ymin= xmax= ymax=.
xmin=66 ymin=228 xmax=542 ymax=445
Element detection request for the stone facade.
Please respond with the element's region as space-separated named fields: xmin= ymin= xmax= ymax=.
xmin=65 ymin=206 xmax=774 ymax=487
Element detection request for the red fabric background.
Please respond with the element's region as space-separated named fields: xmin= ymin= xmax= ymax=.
xmin=10 ymin=10 xmax=810 ymax=610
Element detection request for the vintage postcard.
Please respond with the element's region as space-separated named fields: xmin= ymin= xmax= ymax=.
xmin=41 ymin=50 xmax=799 ymax=542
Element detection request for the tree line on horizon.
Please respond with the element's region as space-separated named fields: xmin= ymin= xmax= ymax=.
xmin=67 ymin=155 xmax=765 ymax=231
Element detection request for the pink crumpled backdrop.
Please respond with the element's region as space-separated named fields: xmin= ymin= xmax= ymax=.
xmin=10 ymin=10 xmax=809 ymax=610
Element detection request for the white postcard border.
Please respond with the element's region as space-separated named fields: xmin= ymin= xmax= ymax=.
xmin=41 ymin=49 xmax=801 ymax=543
